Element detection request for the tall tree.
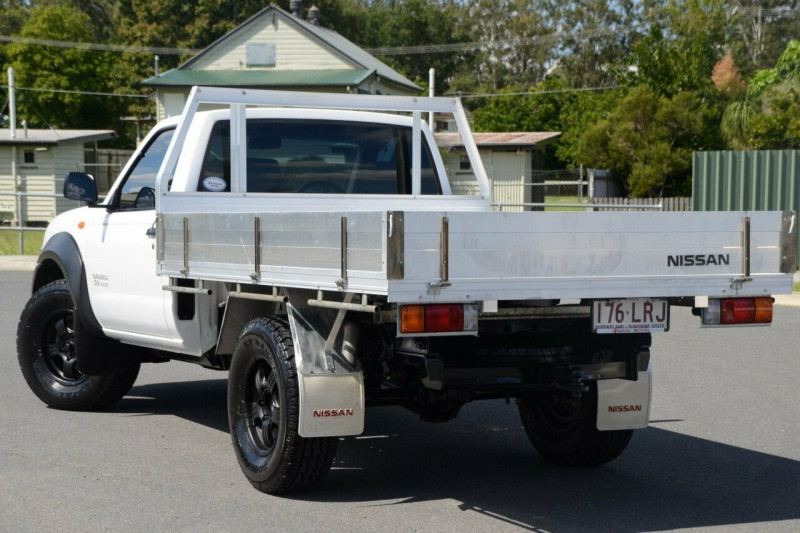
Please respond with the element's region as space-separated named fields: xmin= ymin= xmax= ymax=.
xmin=628 ymin=0 xmax=730 ymax=98
xmin=744 ymin=40 xmax=800 ymax=148
xmin=549 ymin=0 xmax=639 ymax=88
xmin=357 ymin=0 xmax=468 ymax=87
xmin=0 ymin=0 xmax=32 ymax=71
xmin=6 ymin=4 xmax=125 ymax=131
xmin=731 ymin=1 xmax=800 ymax=71
xmin=450 ymin=0 xmax=554 ymax=93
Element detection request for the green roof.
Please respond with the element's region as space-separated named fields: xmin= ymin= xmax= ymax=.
xmin=141 ymin=69 xmax=375 ymax=88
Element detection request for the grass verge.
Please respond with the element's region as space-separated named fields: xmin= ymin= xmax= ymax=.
xmin=0 ymin=229 xmax=44 ymax=255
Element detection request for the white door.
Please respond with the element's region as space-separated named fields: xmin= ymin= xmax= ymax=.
xmin=83 ymin=128 xmax=176 ymax=343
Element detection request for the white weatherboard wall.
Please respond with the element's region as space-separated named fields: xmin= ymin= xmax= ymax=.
xmin=489 ymin=151 xmax=531 ymax=211
xmin=0 ymin=144 xmax=84 ymax=223
xmin=192 ymin=17 xmax=350 ymax=72
xmin=444 ymin=149 xmax=531 ymax=209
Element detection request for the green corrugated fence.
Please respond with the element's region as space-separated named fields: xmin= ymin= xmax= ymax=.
xmin=693 ymin=150 xmax=800 ymax=267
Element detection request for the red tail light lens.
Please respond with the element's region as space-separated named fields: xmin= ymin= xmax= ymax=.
xmin=424 ymin=305 xmax=464 ymax=332
xmin=720 ymin=299 xmax=755 ymax=324
xmin=703 ymin=297 xmax=773 ymax=325
xmin=399 ymin=304 xmax=468 ymax=334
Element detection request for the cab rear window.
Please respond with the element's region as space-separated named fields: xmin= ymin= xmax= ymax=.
xmin=198 ymin=119 xmax=441 ymax=195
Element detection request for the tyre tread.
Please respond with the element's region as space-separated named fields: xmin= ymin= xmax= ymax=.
xmin=232 ymin=317 xmax=337 ymax=494
xmin=16 ymin=280 xmax=139 ymax=411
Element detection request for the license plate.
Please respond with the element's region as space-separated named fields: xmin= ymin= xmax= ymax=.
xmin=592 ymin=299 xmax=669 ymax=334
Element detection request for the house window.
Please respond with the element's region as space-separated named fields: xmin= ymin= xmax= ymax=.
xmin=24 ymin=151 xmax=35 ymax=164
xmin=459 ymin=155 xmax=471 ymax=171
xmin=246 ymin=43 xmax=276 ymax=67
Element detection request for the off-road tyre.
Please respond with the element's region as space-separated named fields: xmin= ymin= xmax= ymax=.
xmin=519 ymin=384 xmax=633 ymax=467
xmin=17 ymin=280 xmax=140 ymax=411
xmin=228 ymin=317 xmax=338 ymax=494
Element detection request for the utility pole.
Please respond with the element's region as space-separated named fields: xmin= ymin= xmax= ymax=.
xmin=428 ymin=68 xmax=435 ymax=129
xmin=8 ymin=67 xmax=22 ymax=253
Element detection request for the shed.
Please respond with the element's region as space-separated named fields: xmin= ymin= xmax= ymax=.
xmin=0 ymin=128 xmax=114 ymax=223
xmin=140 ymin=4 xmax=421 ymax=120
xmin=435 ymin=132 xmax=561 ymax=210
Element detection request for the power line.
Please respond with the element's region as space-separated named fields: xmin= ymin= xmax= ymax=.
xmin=14 ymin=86 xmax=150 ymax=99
xmin=2 ymin=7 xmax=799 ymax=59
xmin=448 ymin=85 xmax=623 ymax=99
xmin=364 ymin=26 xmax=635 ymax=56
xmin=364 ymin=7 xmax=800 ymax=56
xmin=0 ymin=35 xmax=199 ymax=56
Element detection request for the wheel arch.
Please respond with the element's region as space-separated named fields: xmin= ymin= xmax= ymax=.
xmin=34 ymin=232 xmax=105 ymax=338
xmin=31 ymin=232 xmax=147 ymax=375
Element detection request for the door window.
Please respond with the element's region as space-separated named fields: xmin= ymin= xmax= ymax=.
xmin=116 ymin=128 xmax=175 ymax=210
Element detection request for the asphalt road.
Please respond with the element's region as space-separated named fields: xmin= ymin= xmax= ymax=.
xmin=1 ymin=269 xmax=798 ymax=533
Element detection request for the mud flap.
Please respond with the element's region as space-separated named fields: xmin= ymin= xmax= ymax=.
xmin=298 ymin=373 xmax=365 ymax=437
xmin=596 ymin=366 xmax=652 ymax=431
xmin=285 ymin=288 xmax=365 ymax=438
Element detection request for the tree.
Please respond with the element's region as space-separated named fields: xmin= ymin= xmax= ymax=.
xmin=712 ymin=49 xmax=747 ymax=97
xmin=357 ymin=0 xmax=468 ymax=88
xmin=449 ymin=0 xmax=555 ymax=93
xmin=550 ymin=0 xmax=639 ymax=89
xmin=714 ymin=50 xmax=753 ymax=149
xmin=555 ymin=86 xmax=626 ymax=166
xmin=748 ymin=88 xmax=800 ymax=148
xmin=472 ymin=78 xmax=568 ymax=133
xmin=0 ymin=0 xmax=32 ymax=69
xmin=627 ymin=0 xmax=729 ymax=98
xmin=721 ymin=40 xmax=800 ymax=149
xmin=575 ymin=86 xmax=712 ymax=197
xmin=6 ymin=4 xmax=125 ymax=131
xmin=731 ymin=1 xmax=800 ymax=71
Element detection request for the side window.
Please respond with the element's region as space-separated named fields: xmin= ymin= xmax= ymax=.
xmin=198 ymin=122 xmax=230 ymax=192
xmin=117 ymin=128 xmax=175 ymax=210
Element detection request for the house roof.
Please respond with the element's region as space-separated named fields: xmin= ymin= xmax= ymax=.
xmin=141 ymin=68 xmax=375 ymax=88
xmin=435 ymin=132 xmax=562 ymax=149
xmin=0 ymin=129 xmax=115 ymax=146
xmin=143 ymin=5 xmax=420 ymax=93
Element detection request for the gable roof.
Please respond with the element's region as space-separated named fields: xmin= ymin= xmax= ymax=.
xmin=143 ymin=5 xmax=420 ymax=93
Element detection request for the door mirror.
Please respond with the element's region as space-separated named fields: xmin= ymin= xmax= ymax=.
xmin=63 ymin=172 xmax=98 ymax=204
xmin=134 ymin=187 xmax=155 ymax=209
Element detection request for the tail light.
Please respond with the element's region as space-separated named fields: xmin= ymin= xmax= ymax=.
xmin=399 ymin=304 xmax=478 ymax=336
xmin=701 ymin=297 xmax=773 ymax=325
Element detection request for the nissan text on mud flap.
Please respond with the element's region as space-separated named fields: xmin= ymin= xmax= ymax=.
xmin=16 ymin=87 xmax=796 ymax=494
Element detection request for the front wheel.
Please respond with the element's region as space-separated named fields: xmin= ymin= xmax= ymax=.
xmin=17 ymin=280 xmax=140 ymax=411
xmin=228 ymin=317 xmax=337 ymax=494
xmin=519 ymin=384 xmax=633 ymax=467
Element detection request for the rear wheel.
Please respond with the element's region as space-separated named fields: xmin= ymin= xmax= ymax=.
xmin=228 ymin=317 xmax=337 ymax=494
xmin=519 ymin=384 xmax=633 ymax=467
xmin=17 ymin=280 xmax=140 ymax=411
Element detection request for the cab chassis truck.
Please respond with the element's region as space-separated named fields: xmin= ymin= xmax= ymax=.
xmin=17 ymin=88 xmax=796 ymax=494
